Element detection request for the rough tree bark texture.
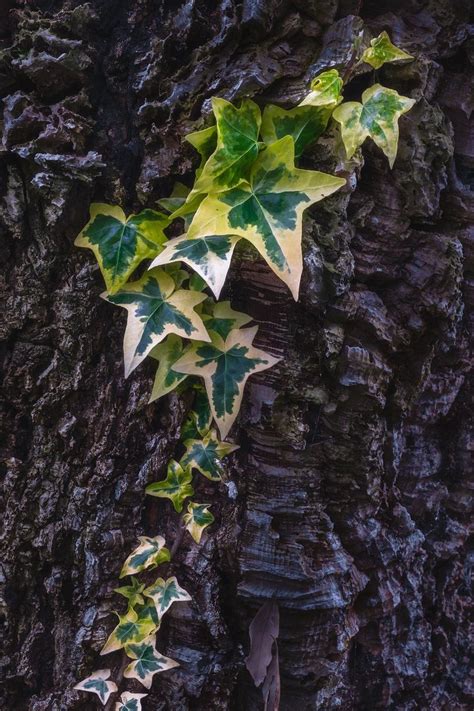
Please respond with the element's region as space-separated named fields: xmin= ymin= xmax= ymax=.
xmin=1 ymin=1 xmax=472 ymax=710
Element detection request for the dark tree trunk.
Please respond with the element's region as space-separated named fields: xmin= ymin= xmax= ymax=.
xmin=1 ymin=1 xmax=472 ymax=710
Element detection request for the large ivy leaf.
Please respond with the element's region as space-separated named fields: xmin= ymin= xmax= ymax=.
xmin=299 ymin=69 xmax=343 ymax=108
xmin=75 ymin=204 xmax=168 ymax=294
xmin=115 ymin=691 xmax=147 ymax=711
xmin=74 ymin=669 xmax=118 ymax=705
xmin=187 ymin=136 xmax=345 ymax=300
xmin=149 ymin=233 xmax=241 ymax=299
xmin=114 ymin=577 xmax=145 ymax=609
xmin=202 ymin=301 xmax=252 ymax=340
xmin=181 ymin=429 xmax=239 ymax=481
xmin=181 ymin=383 xmax=213 ymax=440
xmin=145 ymin=459 xmax=194 ymax=513
xmin=148 ymin=335 xmax=188 ymax=403
xmin=332 ymin=84 xmax=415 ymax=168
xmin=101 ymin=608 xmax=157 ymax=655
xmin=361 ymin=31 xmax=413 ymax=69
xmin=124 ymin=634 xmax=179 ymax=689
xmin=120 ymin=535 xmax=171 ymax=578
xmin=105 ymin=267 xmax=210 ymax=377
xmin=144 ymin=576 xmax=192 ymax=619
xmin=183 ymin=502 xmax=214 ymax=544
xmin=173 ymin=326 xmax=279 ymax=438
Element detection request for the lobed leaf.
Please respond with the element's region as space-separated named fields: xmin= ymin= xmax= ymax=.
xmin=115 ymin=691 xmax=148 ymax=711
xmin=120 ymin=535 xmax=171 ymax=578
xmin=361 ymin=31 xmax=413 ymax=70
xmin=299 ymin=69 xmax=343 ymax=108
xmin=74 ymin=669 xmax=118 ymax=705
xmin=101 ymin=608 xmax=157 ymax=656
xmin=148 ymin=334 xmax=189 ymax=403
xmin=202 ymin=300 xmax=252 ymax=340
xmin=183 ymin=502 xmax=215 ymax=544
xmin=144 ymin=575 xmax=192 ymax=619
xmin=114 ymin=577 xmax=145 ymax=608
xmin=145 ymin=459 xmax=194 ymax=513
xmin=124 ymin=634 xmax=179 ymax=689
xmin=186 ymin=125 xmax=217 ymax=177
xmin=261 ymin=104 xmax=334 ymax=158
xmin=181 ymin=429 xmax=239 ymax=481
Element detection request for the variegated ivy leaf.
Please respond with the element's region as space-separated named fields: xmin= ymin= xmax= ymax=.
xmin=186 ymin=125 xmax=217 ymax=177
xmin=120 ymin=535 xmax=171 ymax=578
xmin=158 ymin=181 xmax=190 ymax=214
xmin=74 ymin=669 xmax=118 ymax=705
xmin=114 ymin=577 xmax=145 ymax=608
xmin=145 ymin=459 xmax=194 ymax=513
xmin=115 ymin=691 xmax=148 ymax=711
xmin=299 ymin=69 xmax=343 ymax=108
xmin=173 ymin=326 xmax=279 ymax=438
xmin=202 ymin=300 xmax=252 ymax=340
xmin=104 ymin=267 xmax=210 ymax=377
xmin=124 ymin=634 xmax=179 ymax=689
xmin=181 ymin=429 xmax=239 ymax=481
xmin=75 ymin=204 xmax=168 ymax=294
xmin=187 ymin=136 xmax=345 ymax=300
xmin=361 ymin=31 xmax=413 ymax=70
xmin=148 ymin=335 xmax=188 ymax=403
xmin=332 ymin=84 xmax=415 ymax=168
xmin=181 ymin=383 xmax=213 ymax=440
xmin=183 ymin=502 xmax=215 ymax=544
xmin=144 ymin=576 xmax=192 ymax=618
xmin=149 ymin=233 xmax=241 ymax=299
xmin=101 ymin=608 xmax=157 ymax=655
xmin=189 ymin=98 xmax=261 ymax=197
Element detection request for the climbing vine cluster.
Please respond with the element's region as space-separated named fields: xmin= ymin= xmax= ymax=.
xmin=74 ymin=31 xmax=414 ymax=709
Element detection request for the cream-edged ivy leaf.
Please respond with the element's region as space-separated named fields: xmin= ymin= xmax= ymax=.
xmin=124 ymin=634 xmax=179 ymax=689
xmin=114 ymin=577 xmax=145 ymax=608
xmin=148 ymin=335 xmax=188 ymax=403
xmin=361 ymin=31 xmax=413 ymax=70
xmin=299 ymin=69 xmax=343 ymax=108
xmin=261 ymin=104 xmax=334 ymax=158
xmin=173 ymin=326 xmax=279 ymax=439
xmin=183 ymin=502 xmax=214 ymax=544
xmin=203 ymin=300 xmax=253 ymax=340
xmin=181 ymin=429 xmax=239 ymax=481
xmin=181 ymin=384 xmax=213 ymax=440
xmin=145 ymin=459 xmax=194 ymax=513
xmin=74 ymin=669 xmax=118 ymax=705
xmin=101 ymin=608 xmax=157 ymax=655
xmin=332 ymin=83 xmax=415 ymax=168
xmin=104 ymin=267 xmax=210 ymax=377
xmin=120 ymin=535 xmax=171 ymax=578
xmin=149 ymin=233 xmax=241 ymax=299
xmin=75 ymin=204 xmax=169 ymax=294
xmin=187 ymin=136 xmax=345 ymax=300
xmin=144 ymin=576 xmax=192 ymax=619
xmin=115 ymin=691 xmax=148 ymax=711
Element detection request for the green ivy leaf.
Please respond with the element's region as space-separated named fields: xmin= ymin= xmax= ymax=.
xmin=332 ymin=83 xmax=415 ymax=168
xmin=158 ymin=181 xmax=190 ymax=214
xmin=145 ymin=459 xmax=194 ymax=513
xmin=120 ymin=535 xmax=171 ymax=578
xmin=173 ymin=326 xmax=279 ymax=438
xmin=181 ymin=429 xmax=239 ymax=481
xmin=144 ymin=576 xmax=191 ymax=619
xmin=105 ymin=267 xmax=210 ymax=377
xmin=361 ymin=31 xmax=413 ymax=70
xmin=75 ymin=204 xmax=168 ymax=294
xmin=101 ymin=608 xmax=157 ymax=655
xmin=186 ymin=125 xmax=217 ymax=177
xmin=202 ymin=300 xmax=252 ymax=340
xmin=299 ymin=69 xmax=343 ymax=108
xmin=115 ymin=691 xmax=147 ymax=711
xmin=150 ymin=233 xmax=241 ymax=299
xmin=261 ymin=104 xmax=333 ymax=158
xmin=114 ymin=577 xmax=145 ymax=609
xmin=148 ymin=335 xmax=188 ymax=403
xmin=74 ymin=669 xmax=118 ymax=705
xmin=124 ymin=634 xmax=179 ymax=689
xmin=187 ymin=136 xmax=345 ymax=299
xmin=183 ymin=502 xmax=214 ymax=544
xmin=181 ymin=384 xmax=213 ymax=440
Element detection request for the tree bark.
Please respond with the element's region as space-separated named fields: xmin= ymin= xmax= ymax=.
xmin=1 ymin=1 xmax=472 ymax=710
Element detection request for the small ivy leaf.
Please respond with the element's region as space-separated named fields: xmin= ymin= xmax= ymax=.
xmin=158 ymin=181 xmax=190 ymax=214
xmin=261 ymin=104 xmax=334 ymax=158
xmin=74 ymin=669 xmax=118 ymax=705
xmin=181 ymin=429 xmax=239 ymax=481
xmin=104 ymin=267 xmax=210 ymax=377
xmin=145 ymin=459 xmax=194 ymax=513
xmin=114 ymin=577 xmax=146 ymax=608
xmin=143 ymin=576 xmax=192 ymax=619
xmin=189 ymin=272 xmax=209 ymax=292
xmin=120 ymin=535 xmax=171 ymax=578
xmin=75 ymin=204 xmax=169 ymax=294
xmin=173 ymin=326 xmax=280 ymax=439
xmin=186 ymin=125 xmax=217 ymax=177
xmin=124 ymin=633 xmax=179 ymax=689
xmin=101 ymin=608 xmax=157 ymax=655
xmin=115 ymin=691 xmax=148 ymax=711
xmin=332 ymin=84 xmax=415 ymax=168
xmin=189 ymin=98 xmax=261 ymax=197
xmin=299 ymin=69 xmax=343 ymax=108
xmin=148 ymin=335 xmax=188 ymax=403
xmin=183 ymin=502 xmax=214 ymax=543
xmin=187 ymin=136 xmax=345 ymax=300
xmin=181 ymin=384 xmax=213 ymax=440
xmin=202 ymin=300 xmax=253 ymax=340
xmin=149 ymin=233 xmax=241 ymax=299
xmin=361 ymin=31 xmax=413 ymax=70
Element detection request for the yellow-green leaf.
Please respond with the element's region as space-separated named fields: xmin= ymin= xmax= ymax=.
xmin=148 ymin=335 xmax=188 ymax=403
xmin=74 ymin=669 xmax=118 ymax=705
xmin=115 ymin=691 xmax=147 ymax=711
xmin=186 ymin=125 xmax=217 ymax=177
xmin=261 ymin=104 xmax=333 ymax=158
xmin=361 ymin=31 xmax=413 ymax=70
xmin=75 ymin=204 xmax=168 ymax=294
xmin=183 ymin=502 xmax=214 ymax=544
xmin=181 ymin=429 xmax=239 ymax=481
xmin=143 ymin=576 xmax=191 ymax=619
xmin=124 ymin=633 xmax=179 ymax=689
xmin=202 ymin=300 xmax=252 ymax=340
xmin=145 ymin=459 xmax=194 ymax=513
xmin=332 ymin=83 xmax=415 ymax=168
xmin=187 ymin=136 xmax=345 ymax=300
xmin=173 ymin=326 xmax=279 ymax=438
xmin=299 ymin=69 xmax=343 ymax=108
xmin=101 ymin=608 xmax=157 ymax=655
xmin=120 ymin=535 xmax=171 ymax=578
xmin=114 ymin=577 xmax=145 ymax=609
xmin=104 ymin=267 xmax=210 ymax=377
xmin=158 ymin=181 xmax=190 ymax=214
